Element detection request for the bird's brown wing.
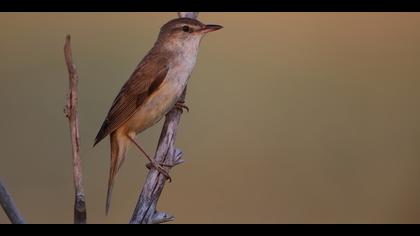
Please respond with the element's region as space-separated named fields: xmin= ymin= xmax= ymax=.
xmin=94 ymin=56 xmax=169 ymax=146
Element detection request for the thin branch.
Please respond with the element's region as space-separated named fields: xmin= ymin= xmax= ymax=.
xmin=64 ymin=35 xmax=87 ymax=224
xmin=130 ymin=12 xmax=199 ymax=224
xmin=0 ymin=180 xmax=25 ymax=224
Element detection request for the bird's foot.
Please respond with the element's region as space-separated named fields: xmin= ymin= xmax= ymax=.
xmin=146 ymin=161 xmax=172 ymax=182
xmin=174 ymin=101 xmax=189 ymax=113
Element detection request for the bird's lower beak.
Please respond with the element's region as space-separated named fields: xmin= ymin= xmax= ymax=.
xmin=200 ymin=24 xmax=223 ymax=33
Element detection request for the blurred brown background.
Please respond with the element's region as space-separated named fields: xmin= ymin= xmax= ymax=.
xmin=0 ymin=13 xmax=420 ymax=224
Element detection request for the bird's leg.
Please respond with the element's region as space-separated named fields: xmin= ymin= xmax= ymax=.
xmin=174 ymin=100 xmax=189 ymax=113
xmin=146 ymin=162 xmax=175 ymax=169
xmin=128 ymin=136 xmax=172 ymax=182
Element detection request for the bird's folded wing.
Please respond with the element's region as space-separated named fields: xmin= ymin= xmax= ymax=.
xmin=94 ymin=56 xmax=169 ymax=146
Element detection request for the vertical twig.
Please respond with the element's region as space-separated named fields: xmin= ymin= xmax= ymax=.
xmin=177 ymin=12 xmax=199 ymax=19
xmin=64 ymin=35 xmax=87 ymax=224
xmin=129 ymin=12 xmax=199 ymax=224
xmin=0 ymin=180 xmax=25 ymax=224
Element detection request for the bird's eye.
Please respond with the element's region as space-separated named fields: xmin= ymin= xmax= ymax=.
xmin=182 ymin=25 xmax=191 ymax=33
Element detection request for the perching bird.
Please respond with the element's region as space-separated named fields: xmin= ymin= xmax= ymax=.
xmin=93 ymin=17 xmax=222 ymax=214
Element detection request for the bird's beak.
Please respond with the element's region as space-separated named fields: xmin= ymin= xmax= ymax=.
xmin=199 ymin=24 xmax=223 ymax=33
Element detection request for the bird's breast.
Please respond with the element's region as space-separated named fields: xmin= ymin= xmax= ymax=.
xmin=125 ymin=52 xmax=198 ymax=134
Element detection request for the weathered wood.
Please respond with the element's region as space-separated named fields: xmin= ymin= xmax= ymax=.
xmin=64 ymin=35 xmax=87 ymax=224
xmin=0 ymin=180 xmax=25 ymax=224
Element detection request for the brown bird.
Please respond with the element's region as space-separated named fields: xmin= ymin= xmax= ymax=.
xmin=93 ymin=17 xmax=222 ymax=214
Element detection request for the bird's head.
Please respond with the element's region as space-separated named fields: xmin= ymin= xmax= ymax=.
xmin=156 ymin=18 xmax=223 ymax=51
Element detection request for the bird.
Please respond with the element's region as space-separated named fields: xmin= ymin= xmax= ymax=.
xmin=93 ymin=17 xmax=223 ymax=214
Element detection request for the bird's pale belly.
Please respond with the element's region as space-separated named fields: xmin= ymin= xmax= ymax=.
xmin=124 ymin=78 xmax=186 ymax=135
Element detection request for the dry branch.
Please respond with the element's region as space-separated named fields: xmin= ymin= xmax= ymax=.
xmin=129 ymin=12 xmax=199 ymax=224
xmin=0 ymin=180 xmax=25 ymax=224
xmin=130 ymin=90 xmax=186 ymax=224
xmin=64 ymin=35 xmax=87 ymax=224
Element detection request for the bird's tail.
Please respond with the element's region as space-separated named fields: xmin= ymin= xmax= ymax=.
xmin=106 ymin=132 xmax=128 ymax=215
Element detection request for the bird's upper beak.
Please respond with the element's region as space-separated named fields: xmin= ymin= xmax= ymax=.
xmin=199 ymin=24 xmax=223 ymax=33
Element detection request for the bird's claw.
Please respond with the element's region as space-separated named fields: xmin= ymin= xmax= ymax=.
xmin=146 ymin=161 xmax=172 ymax=182
xmin=174 ymin=101 xmax=189 ymax=113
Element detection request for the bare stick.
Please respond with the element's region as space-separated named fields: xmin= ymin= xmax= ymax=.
xmin=64 ymin=35 xmax=87 ymax=224
xmin=130 ymin=12 xmax=199 ymax=224
xmin=0 ymin=180 xmax=25 ymax=224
